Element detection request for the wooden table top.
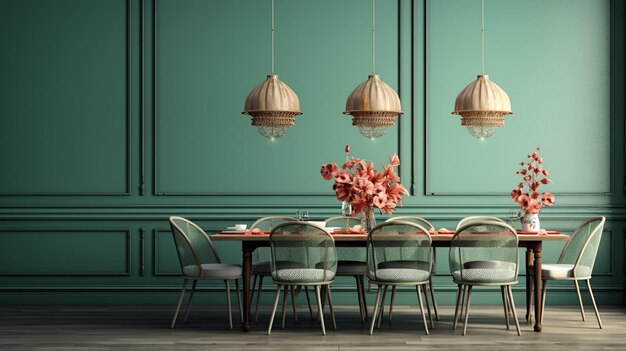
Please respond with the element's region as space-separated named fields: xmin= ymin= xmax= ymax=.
xmin=211 ymin=232 xmax=569 ymax=242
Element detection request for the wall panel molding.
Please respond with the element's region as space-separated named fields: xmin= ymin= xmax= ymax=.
xmin=0 ymin=228 xmax=131 ymax=276
xmin=0 ymin=0 xmax=132 ymax=196
xmin=421 ymin=0 xmax=614 ymax=197
xmin=151 ymin=0 xmax=406 ymax=196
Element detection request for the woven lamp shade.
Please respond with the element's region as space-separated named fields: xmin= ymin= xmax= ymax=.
xmin=452 ymin=74 xmax=512 ymax=139
xmin=243 ymin=74 xmax=302 ymax=139
xmin=344 ymin=74 xmax=403 ymax=139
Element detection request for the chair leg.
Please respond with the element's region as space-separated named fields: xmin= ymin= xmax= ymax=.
xmin=388 ymin=286 xmax=396 ymax=321
xmin=281 ymin=285 xmax=289 ymax=329
xmin=462 ymin=285 xmax=473 ymax=336
xmin=527 ymin=274 xmax=534 ymax=324
xmin=369 ymin=284 xmax=383 ymax=335
xmin=506 ymin=285 xmax=522 ymax=336
xmin=585 ymin=279 xmax=603 ymax=329
xmin=452 ymin=284 xmax=463 ymax=330
xmin=253 ymin=275 xmax=264 ymax=322
xmin=355 ymin=276 xmax=365 ymax=322
xmin=416 ymin=285 xmax=429 ymax=335
xmin=574 ymin=280 xmax=586 ymax=322
xmin=501 ymin=285 xmax=510 ymax=330
xmin=250 ymin=274 xmax=258 ymax=304
xmin=235 ymin=279 xmax=243 ymax=323
xmin=315 ymin=285 xmax=326 ymax=335
xmin=183 ymin=280 xmax=198 ymax=322
xmin=170 ymin=279 xmax=188 ymax=329
xmin=422 ymin=283 xmax=434 ymax=328
xmin=377 ymin=285 xmax=388 ymax=328
xmin=359 ymin=276 xmax=369 ymax=321
xmin=429 ymin=277 xmax=440 ymax=321
xmin=326 ymin=284 xmax=337 ymax=330
xmin=290 ymin=285 xmax=298 ymax=322
xmin=541 ymin=279 xmax=547 ymax=324
xmin=304 ymin=286 xmax=314 ymax=320
xmin=225 ymin=280 xmax=233 ymax=329
xmin=267 ymin=285 xmax=282 ymax=335
xmin=254 ymin=275 xmax=265 ymax=322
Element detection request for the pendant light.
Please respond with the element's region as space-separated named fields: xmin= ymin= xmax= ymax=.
xmin=344 ymin=0 xmax=403 ymax=139
xmin=452 ymin=0 xmax=512 ymax=140
xmin=242 ymin=0 xmax=301 ymax=140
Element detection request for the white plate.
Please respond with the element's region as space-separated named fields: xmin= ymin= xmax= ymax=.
xmin=324 ymin=227 xmax=341 ymax=232
xmin=221 ymin=230 xmax=246 ymax=234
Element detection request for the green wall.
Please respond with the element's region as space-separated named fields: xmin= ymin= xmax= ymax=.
xmin=0 ymin=0 xmax=624 ymax=306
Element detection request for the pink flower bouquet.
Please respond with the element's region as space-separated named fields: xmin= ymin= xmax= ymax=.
xmin=511 ymin=147 xmax=555 ymax=214
xmin=320 ymin=148 xmax=409 ymax=215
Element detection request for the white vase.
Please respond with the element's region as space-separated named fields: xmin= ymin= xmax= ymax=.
xmin=520 ymin=211 xmax=540 ymax=232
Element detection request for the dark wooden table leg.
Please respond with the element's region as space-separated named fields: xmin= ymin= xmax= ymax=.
xmin=533 ymin=243 xmax=543 ymax=332
xmin=525 ymin=248 xmax=532 ymax=323
xmin=242 ymin=242 xmax=253 ymax=332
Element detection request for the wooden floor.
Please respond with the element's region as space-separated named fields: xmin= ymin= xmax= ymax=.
xmin=0 ymin=304 xmax=624 ymax=351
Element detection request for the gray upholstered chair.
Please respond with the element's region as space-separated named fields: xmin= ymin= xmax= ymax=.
xmin=325 ymin=216 xmax=368 ymax=321
xmin=249 ymin=216 xmax=304 ymax=322
xmin=449 ymin=220 xmax=521 ymax=335
xmin=367 ymin=221 xmax=433 ymax=335
xmin=267 ymin=222 xmax=337 ymax=335
xmin=538 ymin=216 xmax=606 ymax=328
xmin=168 ymin=216 xmax=242 ymax=329
xmin=385 ymin=216 xmax=439 ymax=321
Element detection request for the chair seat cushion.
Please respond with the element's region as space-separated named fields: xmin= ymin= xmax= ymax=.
xmin=540 ymin=264 xmax=592 ymax=280
xmin=369 ymin=268 xmax=430 ymax=283
xmin=273 ymin=268 xmax=335 ymax=283
xmin=336 ymin=260 xmax=367 ymax=275
xmin=183 ymin=263 xmax=242 ymax=279
xmin=377 ymin=260 xmax=431 ymax=271
xmin=452 ymin=268 xmax=515 ymax=283
xmin=252 ymin=260 xmax=306 ymax=274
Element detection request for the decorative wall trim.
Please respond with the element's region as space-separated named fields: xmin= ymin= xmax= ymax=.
xmin=150 ymin=0 xmax=405 ymax=196
xmin=0 ymin=228 xmax=131 ymax=276
xmin=153 ymin=229 xmax=179 ymax=276
xmin=0 ymin=0 xmax=132 ymax=197
xmin=422 ymin=0 xmax=614 ymax=197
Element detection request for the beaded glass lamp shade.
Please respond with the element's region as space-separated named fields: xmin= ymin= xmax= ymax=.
xmin=242 ymin=74 xmax=302 ymax=139
xmin=452 ymin=74 xmax=512 ymax=140
xmin=344 ymin=74 xmax=403 ymax=139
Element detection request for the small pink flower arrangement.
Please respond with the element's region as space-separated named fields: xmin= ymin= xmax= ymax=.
xmin=511 ymin=147 xmax=555 ymax=214
xmin=320 ymin=146 xmax=409 ymax=215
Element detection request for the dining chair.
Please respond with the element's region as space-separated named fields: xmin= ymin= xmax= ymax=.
xmin=367 ymin=221 xmax=433 ymax=335
xmin=450 ymin=220 xmax=521 ymax=335
xmin=249 ymin=216 xmax=307 ymax=322
xmin=168 ymin=216 xmax=242 ymax=329
xmin=537 ymin=216 xmax=606 ymax=328
xmin=455 ymin=216 xmax=506 ymax=231
xmin=325 ymin=216 xmax=368 ymax=322
xmin=267 ymin=222 xmax=337 ymax=335
xmin=385 ymin=216 xmax=439 ymax=321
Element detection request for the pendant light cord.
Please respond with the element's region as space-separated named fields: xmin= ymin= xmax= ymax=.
xmin=271 ymin=0 xmax=275 ymax=74
xmin=372 ymin=0 xmax=376 ymax=74
xmin=481 ymin=0 xmax=485 ymax=74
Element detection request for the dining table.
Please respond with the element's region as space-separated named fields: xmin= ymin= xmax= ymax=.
xmin=211 ymin=230 xmax=569 ymax=333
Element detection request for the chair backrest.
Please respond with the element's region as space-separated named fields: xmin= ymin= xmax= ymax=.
xmin=251 ymin=216 xmax=297 ymax=232
xmin=250 ymin=216 xmax=297 ymax=263
xmin=449 ymin=221 xmax=519 ymax=283
xmin=456 ymin=216 xmax=506 ymax=231
xmin=269 ymin=222 xmax=337 ymax=283
xmin=169 ymin=216 xmax=221 ymax=278
xmin=324 ymin=216 xmax=361 ymax=229
xmin=385 ymin=216 xmax=435 ymax=231
xmin=367 ymin=221 xmax=432 ymax=282
xmin=557 ymin=216 xmax=606 ymax=278
xmin=325 ymin=216 xmax=366 ymax=262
